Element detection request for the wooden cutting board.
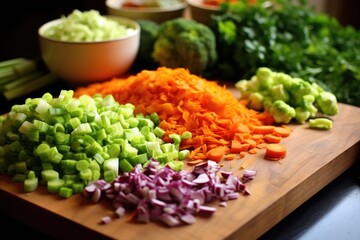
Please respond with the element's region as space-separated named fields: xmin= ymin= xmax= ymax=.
xmin=0 ymin=101 xmax=359 ymax=240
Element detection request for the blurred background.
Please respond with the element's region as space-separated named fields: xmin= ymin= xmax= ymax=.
xmin=0 ymin=0 xmax=359 ymax=61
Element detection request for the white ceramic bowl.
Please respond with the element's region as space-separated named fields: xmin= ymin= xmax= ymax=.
xmin=38 ymin=16 xmax=140 ymax=85
xmin=106 ymin=0 xmax=188 ymax=23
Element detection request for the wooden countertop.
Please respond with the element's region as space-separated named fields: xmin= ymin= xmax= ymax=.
xmin=0 ymin=102 xmax=359 ymax=240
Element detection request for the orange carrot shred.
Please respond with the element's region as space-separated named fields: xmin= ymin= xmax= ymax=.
xmin=240 ymin=158 xmax=256 ymax=169
xmin=74 ymin=67 xmax=278 ymax=162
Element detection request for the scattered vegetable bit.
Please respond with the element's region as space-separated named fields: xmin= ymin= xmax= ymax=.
xmin=309 ymin=118 xmax=333 ymax=130
xmin=264 ymin=143 xmax=287 ymax=161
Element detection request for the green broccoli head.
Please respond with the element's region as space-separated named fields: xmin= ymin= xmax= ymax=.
xmin=289 ymin=78 xmax=319 ymax=106
xmin=295 ymin=106 xmax=311 ymax=124
xmin=269 ymin=100 xmax=296 ymax=124
xmin=300 ymin=94 xmax=318 ymax=118
xmin=152 ymin=18 xmax=218 ymax=75
xmin=256 ymin=67 xmax=273 ymax=90
xmin=316 ymin=91 xmax=339 ymax=116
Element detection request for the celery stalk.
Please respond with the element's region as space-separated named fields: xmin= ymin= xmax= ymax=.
xmin=3 ymin=73 xmax=57 ymax=100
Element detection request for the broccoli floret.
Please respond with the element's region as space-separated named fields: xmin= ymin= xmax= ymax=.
xmin=256 ymin=67 xmax=273 ymax=90
xmin=269 ymin=100 xmax=296 ymax=124
xmin=295 ymin=106 xmax=311 ymax=124
xmin=300 ymin=94 xmax=318 ymax=118
xmin=316 ymin=91 xmax=339 ymax=116
xmin=152 ymin=18 xmax=218 ymax=75
xmin=247 ymin=92 xmax=264 ymax=111
xmin=270 ymin=84 xmax=289 ymax=102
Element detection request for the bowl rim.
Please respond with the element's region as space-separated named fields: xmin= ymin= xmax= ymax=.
xmin=186 ymin=0 xmax=220 ymax=10
xmin=106 ymin=0 xmax=188 ymax=13
xmin=38 ymin=15 xmax=140 ymax=44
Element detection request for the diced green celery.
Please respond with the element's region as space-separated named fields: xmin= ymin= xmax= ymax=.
xmin=178 ymin=149 xmax=190 ymax=160
xmin=103 ymin=158 xmax=119 ymax=176
xmin=104 ymin=169 xmax=116 ymax=183
xmin=88 ymin=160 xmax=100 ymax=171
xmin=33 ymin=119 xmax=50 ymax=133
xmin=108 ymin=144 xmax=120 ymax=158
xmin=119 ymin=159 xmax=133 ymax=172
xmin=59 ymin=187 xmax=73 ymax=198
xmin=79 ymin=168 xmax=92 ymax=181
xmin=150 ymin=112 xmax=160 ymax=126
xmin=167 ymin=161 xmax=184 ymax=171
xmin=128 ymin=153 xmax=148 ymax=166
xmin=181 ymin=131 xmax=192 ymax=140
xmin=47 ymin=179 xmax=65 ymax=193
xmin=153 ymin=126 xmax=165 ymax=138
xmin=127 ymin=117 xmax=139 ymax=128
xmin=41 ymin=169 xmax=59 ymax=182
xmin=9 ymin=112 xmax=27 ymax=128
xmin=42 ymin=162 xmax=53 ymax=170
xmin=91 ymin=169 xmax=101 ymax=181
xmin=76 ymin=159 xmax=90 ymax=171
xmin=24 ymin=177 xmax=38 ymax=192
xmin=61 ymin=160 xmax=78 ymax=174
xmin=72 ymin=182 xmax=85 ymax=194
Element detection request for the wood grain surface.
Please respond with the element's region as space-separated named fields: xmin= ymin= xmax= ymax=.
xmin=0 ymin=102 xmax=359 ymax=240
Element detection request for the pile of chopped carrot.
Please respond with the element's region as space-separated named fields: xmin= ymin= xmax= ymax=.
xmin=74 ymin=67 xmax=290 ymax=163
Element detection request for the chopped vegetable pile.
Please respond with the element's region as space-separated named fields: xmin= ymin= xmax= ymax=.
xmin=42 ymin=9 xmax=136 ymax=42
xmin=0 ymin=90 xmax=188 ymax=196
xmin=75 ymin=67 xmax=291 ymax=163
xmin=236 ymin=67 xmax=338 ymax=125
xmin=84 ymin=158 xmax=256 ymax=227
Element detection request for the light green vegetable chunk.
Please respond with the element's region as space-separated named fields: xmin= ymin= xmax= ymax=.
xmin=309 ymin=118 xmax=333 ymax=130
xmin=236 ymin=67 xmax=339 ymax=124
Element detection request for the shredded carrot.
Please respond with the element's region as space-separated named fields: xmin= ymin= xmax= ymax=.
xmin=240 ymin=158 xmax=256 ymax=169
xmin=265 ymin=143 xmax=287 ymax=160
xmin=74 ymin=67 xmax=278 ymax=163
xmin=126 ymin=209 xmax=138 ymax=222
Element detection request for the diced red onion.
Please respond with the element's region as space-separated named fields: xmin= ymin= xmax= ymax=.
xmin=101 ymin=216 xmax=112 ymax=224
xmin=82 ymin=158 xmax=256 ymax=227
